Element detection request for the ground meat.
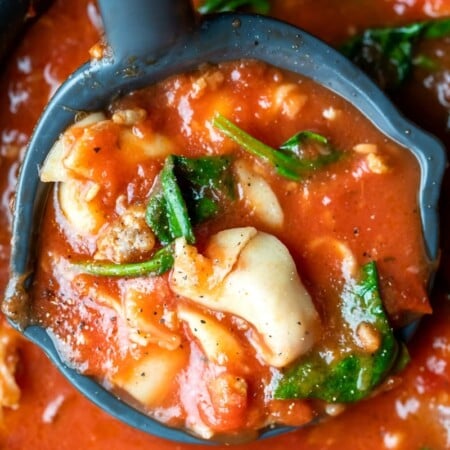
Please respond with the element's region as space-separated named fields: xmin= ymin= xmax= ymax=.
xmin=94 ymin=204 xmax=155 ymax=263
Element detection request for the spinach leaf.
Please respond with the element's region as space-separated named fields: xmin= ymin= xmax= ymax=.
xmin=74 ymin=246 xmax=174 ymax=277
xmin=423 ymin=19 xmax=450 ymax=39
xmin=146 ymin=154 xmax=234 ymax=245
xmin=274 ymin=262 xmax=402 ymax=403
xmin=213 ymin=114 xmax=341 ymax=181
xmin=341 ymin=18 xmax=450 ymax=90
xmin=197 ymin=0 xmax=270 ymax=14
xmin=173 ymin=155 xmax=235 ymax=224
xmin=280 ymin=130 xmax=341 ymax=172
xmin=146 ymin=156 xmax=195 ymax=245
xmin=412 ymin=54 xmax=439 ymax=71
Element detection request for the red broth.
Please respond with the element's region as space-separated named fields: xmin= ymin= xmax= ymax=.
xmin=0 ymin=0 xmax=449 ymax=448
xmin=28 ymin=56 xmax=428 ymax=440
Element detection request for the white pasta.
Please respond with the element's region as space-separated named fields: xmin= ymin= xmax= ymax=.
xmin=112 ymin=348 xmax=187 ymax=406
xmin=170 ymin=227 xmax=320 ymax=368
xmin=235 ymin=160 xmax=284 ymax=229
xmin=118 ymin=128 xmax=175 ymax=160
xmin=309 ymin=236 xmax=359 ymax=282
xmin=40 ymin=112 xmax=106 ymax=182
xmin=122 ymin=285 xmax=181 ymax=350
xmin=177 ymin=305 xmax=245 ymax=368
xmin=58 ymin=179 xmax=105 ymax=234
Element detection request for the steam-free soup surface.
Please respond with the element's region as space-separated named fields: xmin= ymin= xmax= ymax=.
xmin=0 ymin=0 xmax=449 ymax=448
xmin=30 ymin=57 xmax=428 ymax=440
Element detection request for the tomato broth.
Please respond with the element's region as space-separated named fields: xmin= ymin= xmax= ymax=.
xmin=29 ymin=50 xmax=428 ymax=443
xmin=0 ymin=0 xmax=449 ymax=449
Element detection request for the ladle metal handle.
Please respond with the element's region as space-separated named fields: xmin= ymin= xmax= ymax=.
xmin=97 ymin=0 xmax=196 ymax=61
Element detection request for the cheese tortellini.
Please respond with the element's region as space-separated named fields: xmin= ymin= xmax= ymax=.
xmin=170 ymin=227 xmax=320 ymax=368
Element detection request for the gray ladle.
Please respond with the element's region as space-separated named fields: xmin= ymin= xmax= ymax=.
xmin=3 ymin=0 xmax=446 ymax=444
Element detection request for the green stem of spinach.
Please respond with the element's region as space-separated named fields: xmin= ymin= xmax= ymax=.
xmin=74 ymin=246 xmax=174 ymax=277
xmin=213 ymin=114 xmax=340 ymax=181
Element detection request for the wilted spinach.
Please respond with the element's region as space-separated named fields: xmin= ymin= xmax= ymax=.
xmin=197 ymin=0 xmax=270 ymax=14
xmin=146 ymin=154 xmax=234 ymax=245
xmin=214 ymin=114 xmax=341 ymax=182
xmin=274 ymin=262 xmax=406 ymax=403
xmin=341 ymin=18 xmax=450 ymax=90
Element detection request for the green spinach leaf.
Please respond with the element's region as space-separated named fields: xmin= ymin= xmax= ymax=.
xmin=173 ymin=155 xmax=235 ymax=224
xmin=213 ymin=114 xmax=341 ymax=181
xmin=274 ymin=261 xmax=403 ymax=403
xmin=341 ymin=18 xmax=450 ymax=90
xmin=146 ymin=156 xmax=195 ymax=245
xmin=197 ymin=0 xmax=270 ymax=14
xmin=146 ymin=154 xmax=234 ymax=245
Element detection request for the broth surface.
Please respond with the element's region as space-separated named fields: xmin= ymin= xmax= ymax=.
xmin=30 ymin=58 xmax=427 ymax=439
xmin=0 ymin=0 xmax=449 ymax=448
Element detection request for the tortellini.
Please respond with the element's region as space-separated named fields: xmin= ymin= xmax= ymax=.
xmin=170 ymin=227 xmax=320 ymax=368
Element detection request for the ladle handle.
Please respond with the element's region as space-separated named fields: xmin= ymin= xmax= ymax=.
xmin=97 ymin=0 xmax=196 ymax=61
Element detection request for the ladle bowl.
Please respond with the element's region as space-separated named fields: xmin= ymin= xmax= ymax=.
xmin=2 ymin=0 xmax=446 ymax=444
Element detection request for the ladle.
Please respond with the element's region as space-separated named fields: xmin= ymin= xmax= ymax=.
xmin=3 ymin=0 xmax=446 ymax=444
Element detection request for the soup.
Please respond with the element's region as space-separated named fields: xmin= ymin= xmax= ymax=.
xmin=29 ymin=58 xmax=428 ymax=440
xmin=0 ymin=0 xmax=449 ymax=448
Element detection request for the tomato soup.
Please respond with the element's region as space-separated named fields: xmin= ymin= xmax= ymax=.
xmin=27 ymin=57 xmax=429 ymax=441
xmin=0 ymin=0 xmax=449 ymax=449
